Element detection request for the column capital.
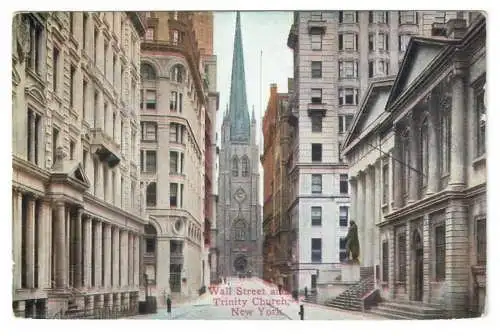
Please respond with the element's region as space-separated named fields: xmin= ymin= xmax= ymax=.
xmin=348 ymin=175 xmax=357 ymax=183
xmin=452 ymin=58 xmax=468 ymax=79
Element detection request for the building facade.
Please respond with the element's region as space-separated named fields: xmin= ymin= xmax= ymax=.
xmin=12 ymin=12 xmax=146 ymax=317
xmin=216 ymin=12 xmax=263 ymax=279
xmin=285 ymin=11 xmax=474 ymax=292
xmin=139 ymin=11 xmax=208 ymax=302
xmin=343 ymin=15 xmax=486 ymax=318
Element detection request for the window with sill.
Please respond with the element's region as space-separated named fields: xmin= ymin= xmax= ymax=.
xmin=339 ymin=11 xmax=358 ymax=24
xmin=140 ymin=150 xmax=157 ymax=173
xmin=399 ymin=11 xmax=418 ymax=25
xmin=25 ymin=14 xmax=43 ymax=75
xmin=170 ymin=151 xmax=184 ymax=174
xmin=141 ymin=122 xmax=157 ymax=142
xmin=52 ymin=127 xmax=59 ymax=165
xmin=52 ymin=46 xmax=60 ymax=93
xmin=339 ymin=237 xmax=347 ymax=261
xmin=146 ymin=238 xmax=156 ymax=253
xmin=435 ymin=224 xmax=446 ymax=281
xmin=338 ymin=115 xmax=354 ymax=134
xmin=368 ymin=60 xmax=389 ymax=78
xmin=339 ymin=61 xmax=358 ymax=79
xmin=311 ymin=143 xmax=322 ymax=162
xmin=369 ymin=33 xmax=389 ymax=52
xmin=311 ymin=115 xmax=323 ymax=133
xmin=310 ymin=29 xmax=323 ymax=50
xmin=146 ymin=182 xmax=157 ymax=207
xmin=93 ymin=28 xmax=98 ymax=62
xmin=340 ymin=174 xmax=349 ymax=194
xmin=339 ymin=206 xmax=348 ymax=226
xmin=476 ymin=85 xmax=486 ymax=157
xmin=169 ymin=123 xmax=184 ymax=144
xmin=338 ymin=143 xmax=344 ymax=162
xmin=170 ymin=91 xmax=178 ymax=111
xmin=145 ymin=27 xmax=155 ymax=40
xmin=69 ymin=140 xmax=75 ymax=160
xmin=311 ymin=11 xmax=322 ymax=21
xmin=397 ymin=232 xmax=407 ymax=283
xmin=143 ymin=90 xmax=156 ymax=109
xmin=476 ymin=218 xmax=486 ymax=265
xmin=382 ymin=163 xmax=389 ymax=204
xmin=338 ymin=88 xmax=358 ymax=106
xmin=311 ymin=61 xmax=322 ymax=78
xmin=311 ymin=238 xmax=322 ymax=263
xmin=171 ymin=64 xmax=185 ymax=83
xmin=311 ymin=88 xmax=322 ymax=104
xmin=382 ymin=241 xmax=389 ymax=282
xmin=339 ymin=33 xmax=358 ymax=51
xmin=369 ymin=11 xmax=388 ymax=24
xmin=311 ymin=206 xmax=322 ymax=226
xmin=27 ymin=108 xmax=41 ymax=165
xmin=311 ymin=174 xmax=322 ymax=194
xmin=170 ymin=183 xmax=178 ymax=207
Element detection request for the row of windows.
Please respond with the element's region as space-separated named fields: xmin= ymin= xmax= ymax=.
xmin=310 ymin=173 xmax=349 ymax=194
xmin=140 ymin=150 xmax=185 ymax=175
xmin=309 ymin=114 xmax=354 ymax=134
xmin=141 ymin=63 xmax=185 ymax=83
xmin=310 ymin=11 xmax=419 ymax=25
xmin=310 ymin=236 xmax=350 ymax=263
xmin=310 ymin=60 xmax=389 ymax=79
xmin=310 ymin=206 xmax=349 ymax=227
xmin=139 ymin=122 xmax=186 ymax=144
xmin=144 ymin=181 xmax=184 ymax=208
xmin=232 ymin=156 xmax=250 ymax=177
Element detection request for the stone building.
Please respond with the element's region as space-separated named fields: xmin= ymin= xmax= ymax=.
xmin=285 ymin=10 xmax=474 ymax=292
xmin=12 ymin=12 xmax=146 ymax=317
xmin=139 ymin=11 xmax=210 ymax=302
xmin=262 ymin=83 xmax=292 ymax=290
xmin=216 ymin=12 xmax=263 ymax=278
xmin=342 ymin=15 xmax=486 ymax=318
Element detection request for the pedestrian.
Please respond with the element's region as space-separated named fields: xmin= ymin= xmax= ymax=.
xmin=166 ymin=295 xmax=172 ymax=315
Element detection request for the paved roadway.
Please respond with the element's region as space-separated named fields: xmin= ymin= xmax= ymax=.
xmin=129 ymin=277 xmax=387 ymax=320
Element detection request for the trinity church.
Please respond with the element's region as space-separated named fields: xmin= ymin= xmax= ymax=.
xmin=216 ymin=12 xmax=263 ymax=278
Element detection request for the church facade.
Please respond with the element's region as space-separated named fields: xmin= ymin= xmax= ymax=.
xmin=216 ymin=12 xmax=263 ymax=279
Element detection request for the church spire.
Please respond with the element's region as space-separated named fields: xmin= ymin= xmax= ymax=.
xmin=228 ymin=11 xmax=251 ymax=142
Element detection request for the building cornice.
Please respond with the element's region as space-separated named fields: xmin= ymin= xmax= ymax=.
xmin=126 ymin=12 xmax=146 ymax=36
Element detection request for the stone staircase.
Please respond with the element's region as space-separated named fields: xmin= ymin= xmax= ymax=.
xmin=302 ymin=291 xmax=318 ymax=304
xmin=369 ymin=301 xmax=447 ymax=320
xmin=324 ymin=266 xmax=375 ymax=311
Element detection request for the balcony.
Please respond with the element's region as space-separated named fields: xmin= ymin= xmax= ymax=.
xmin=90 ymin=128 xmax=120 ymax=168
xmin=307 ymin=103 xmax=327 ymax=117
xmin=308 ymin=18 xmax=327 ymax=33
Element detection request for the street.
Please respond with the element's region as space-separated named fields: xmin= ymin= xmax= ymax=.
xmin=129 ymin=277 xmax=387 ymax=320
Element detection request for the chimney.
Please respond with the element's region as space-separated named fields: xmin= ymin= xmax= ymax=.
xmin=446 ymin=18 xmax=468 ymax=39
xmin=270 ymin=83 xmax=277 ymax=94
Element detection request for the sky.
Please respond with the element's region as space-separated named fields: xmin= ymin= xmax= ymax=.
xmin=213 ymin=11 xmax=294 ymax=149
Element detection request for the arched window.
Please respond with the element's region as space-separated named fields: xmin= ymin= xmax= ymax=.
xmin=141 ymin=63 xmax=156 ymax=80
xmin=146 ymin=182 xmax=157 ymax=207
xmin=171 ymin=64 xmax=185 ymax=83
xmin=420 ymin=118 xmax=429 ymax=187
xmin=232 ymin=156 xmax=239 ymax=177
xmin=241 ymin=155 xmax=249 ymax=177
xmin=233 ymin=220 xmax=246 ymax=241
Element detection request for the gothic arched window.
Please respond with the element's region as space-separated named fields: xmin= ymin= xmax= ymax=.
xmin=420 ymin=118 xmax=429 ymax=187
xmin=241 ymin=155 xmax=249 ymax=177
xmin=170 ymin=64 xmax=185 ymax=83
xmin=233 ymin=220 xmax=246 ymax=241
xmin=141 ymin=63 xmax=156 ymax=80
xmin=232 ymin=156 xmax=239 ymax=177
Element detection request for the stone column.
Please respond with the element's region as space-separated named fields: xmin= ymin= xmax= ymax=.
xmin=75 ymin=208 xmax=83 ymax=288
xmin=357 ymin=172 xmax=365 ymax=263
xmin=26 ymin=195 xmax=36 ymax=288
xmin=128 ymin=233 xmax=134 ymax=285
xmin=103 ymin=223 xmax=112 ymax=288
xmin=12 ymin=190 xmax=23 ymax=289
xmin=83 ymin=215 xmax=92 ymax=288
xmin=94 ymin=220 xmax=102 ymax=287
xmin=55 ymin=202 xmax=67 ymax=288
xmin=388 ymin=227 xmax=396 ymax=299
xmin=134 ymin=234 xmax=140 ymax=285
xmin=120 ymin=230 xmax=128 ymax=287
xmin=427 ymin=92 xmax=440 ymax=195
xmin=393 ymin=128 xmax=403 ymax=209
xmin=364 ymin=166 xmax=373 ymax=267
xmin=349 ymin=177 xmax=357 ymax=222
xmin=38 ymin=199 xmax=52 ymax=289
xmin=112 ymin=227 xmax=120 ymax=287
xmin=156 ymin=237 xmax=171 ymax=294
xmin=408 ymin=113 xmax=419 ymax=203
xmin=449 ymin=64 xmax=467 ymax=190
xmin=373 ymin=160 xmax=381 ymax=266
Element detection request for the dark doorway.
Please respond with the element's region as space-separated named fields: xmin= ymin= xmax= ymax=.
xmin=311 ymin=274 xmax=317 ymax=291
xmin=413 ymin=230 xmax=424 ymax=301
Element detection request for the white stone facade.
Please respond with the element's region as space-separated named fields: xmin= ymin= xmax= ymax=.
xmin=286 ymin=10 xmax=472 ymax=292
xmin=12 ymin=12 xmax=146 ymax=317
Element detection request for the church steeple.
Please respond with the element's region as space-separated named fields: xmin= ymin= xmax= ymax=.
xmin=228 ymin=11 xmax=251 ymax=142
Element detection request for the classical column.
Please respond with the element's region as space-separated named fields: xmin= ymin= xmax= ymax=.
xmin=12 ymin=190 xmax=23 ymax=289
xmin=427 ymin=93 xmax=440 ymax=195
xmin=392 ymin=128 xmax=403 ymax=209
xmin=349 ymin=177 xmax=357 ymax=222
xmin=364 ymin=166 xmax=374 ymax=267
xmin=449 ymin=63 xmax=467 ymax=190
xmin=55 ymin=202 xmax=67 ymax=288
xmin=83 ymin=215 xmax=92 ymax=288
xmin=134 ymin=234 xmax=140 ymax=286
xmin=408 ymin=113 xmax=419 ymax=203
xmin=373 ymin=160 xmax=381 ymax=265
xmin=128 ymin=233 xmax=134 ymax=285
xmin=94 ymin=220 xmax=103 ymax=287
xmin=120 ymin=230 xmax=128 ymax=287
xmin=38 ymin=199 xmax=52 ymax=289
xmin=26 ymin=195 xmax=36 ymax=288
xmin=74 ymin=208 xmax=83 ymax=288
xmin=357 ymin=172 xmax=365 ymax=262
xmin=112 ymin=227 xmax=120 ymax=287
xmin=103 ymin=223 xmax=112 ymax=288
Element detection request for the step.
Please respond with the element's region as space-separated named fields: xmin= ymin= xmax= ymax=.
xmin=374 ymin=302 xmax=446 ymax=320
xmin=374 ymin=305 xmax=443 ymax=320
xmin=378 ymin=301 xmax=445 ymax=315
xmin=369 ymin=308 xmax=411 ymax=320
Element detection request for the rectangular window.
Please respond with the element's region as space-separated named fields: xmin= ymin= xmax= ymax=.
xmin=339 ymin=33 xmax=358 ymax=51
xmin=338 ymin=115 xmax=354 ymax=133
xmin=146 ymin=182 xmax=156 ymax=207
xmin=339 ymin=61 xmax=358 ymax=79
xmin=339 ymin=11 xmax=357 ymax=24
xmin=397 ymin=233 xmax=407 ymax=283
xmin=311 ymin=88 xmax=322 ymax=104
xmin=435 ymin=224 xmax=446 ymax=281
xmin=338 ymin=88 xmax=359 ymax=106
xmin=143 ymin=150 xmax=157 ymax=173
xmin=340 ymin=174 xmax=349 ymax=194
xmin=170 ymin=183 xmax=178 ymax=207
xmin=170 ymin=151 xmax=179 ymax=174
xmin=141 ymin=122 xmax=157 ymax=141
xmin=311 ymin=144 xmax=322 ymax=162
xmin=476 ymin=86 xmax=486 ymax=156
xmin=130 ymin=180 xmax=136 ymax=209
xmin=70 ymin=65 xmax=76 ymax=108
xmin=382 ymin=163 xmax=389 ymax=204
xmin=339 ymin=237 xmax=347 ymax=261
xmin=27 ymin=17 xmax=43 ymax=74
xmin=311 ymin=238 xmax=322 ymax=263
xmin=399 ymin=11 xmax=417 ymax=24
xmin=145 ymin=27 xmax=154 ymax=40
xmin=311 ymin=61 xmax=322 ymax=78
xmin=180 ymin=153 xmax=184 ymax=174
xmin=52 ymin=47 xmax=59 ymax=93
xmin=27 ymin=109 xmax=41 ymax=165
xmin=476 ymin=218 xmax=486 ymax=265
xmin=146 ymin=90 xmax=156 ymax=109
xmin=311 ymin=12 xmax=322 ymax=21
xmin=52 ymin=127 xmax=59 ymax=164
xmin=311 ymin=115 xmax=323 ymax=133
xmin=369 ymin=11 xmax=388 ymax=24
xmin=94 ymin=28 xmax=98 ymax=62
xmin=179 ymin=93 xmax=183 ymax=113
xmin=112 ymin=171 xmax=116 ymax=204
xmin=83 ymin=149 xmax=88 ymax=171
xmin=170 ymin=91 xmax=178 ymax=111
xmin=382 ymin=241 xmax=389 ymax=281
xmin=170 ymin=123 xmax=184 ymax=143
xmin=69 ymin=141 xmax=75 ymax=160
xmin=311 ymin=28 xmax=323 ymax=50
xmin=82 ymin=80 xmax=88 ymax=121
xmin=104 ymin=39 xmax=109 ymax=79
xmin=368 ymin=61 xmax=374 ymax=78
xmin=83 ymin=13 xmax=88 ymax=50
xmin=146 ymin=238 xmax=156 ymax=253
xmin=311 ymin=207 xmax=322 ymax=226
xmin=311 ymin=174 xmax=322 ymax=194
xmin=339 ymin=206 xmax=348 ymax=227
xmin=338 ymin=143 xmax=343 ymax=163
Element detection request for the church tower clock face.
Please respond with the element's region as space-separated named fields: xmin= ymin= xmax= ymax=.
xmin=234 ymin=187 xmax=247 ymax=203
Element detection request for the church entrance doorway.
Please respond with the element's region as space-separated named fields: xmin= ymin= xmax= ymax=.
xmin=234 ymin=255 xmax=248 ymax=274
